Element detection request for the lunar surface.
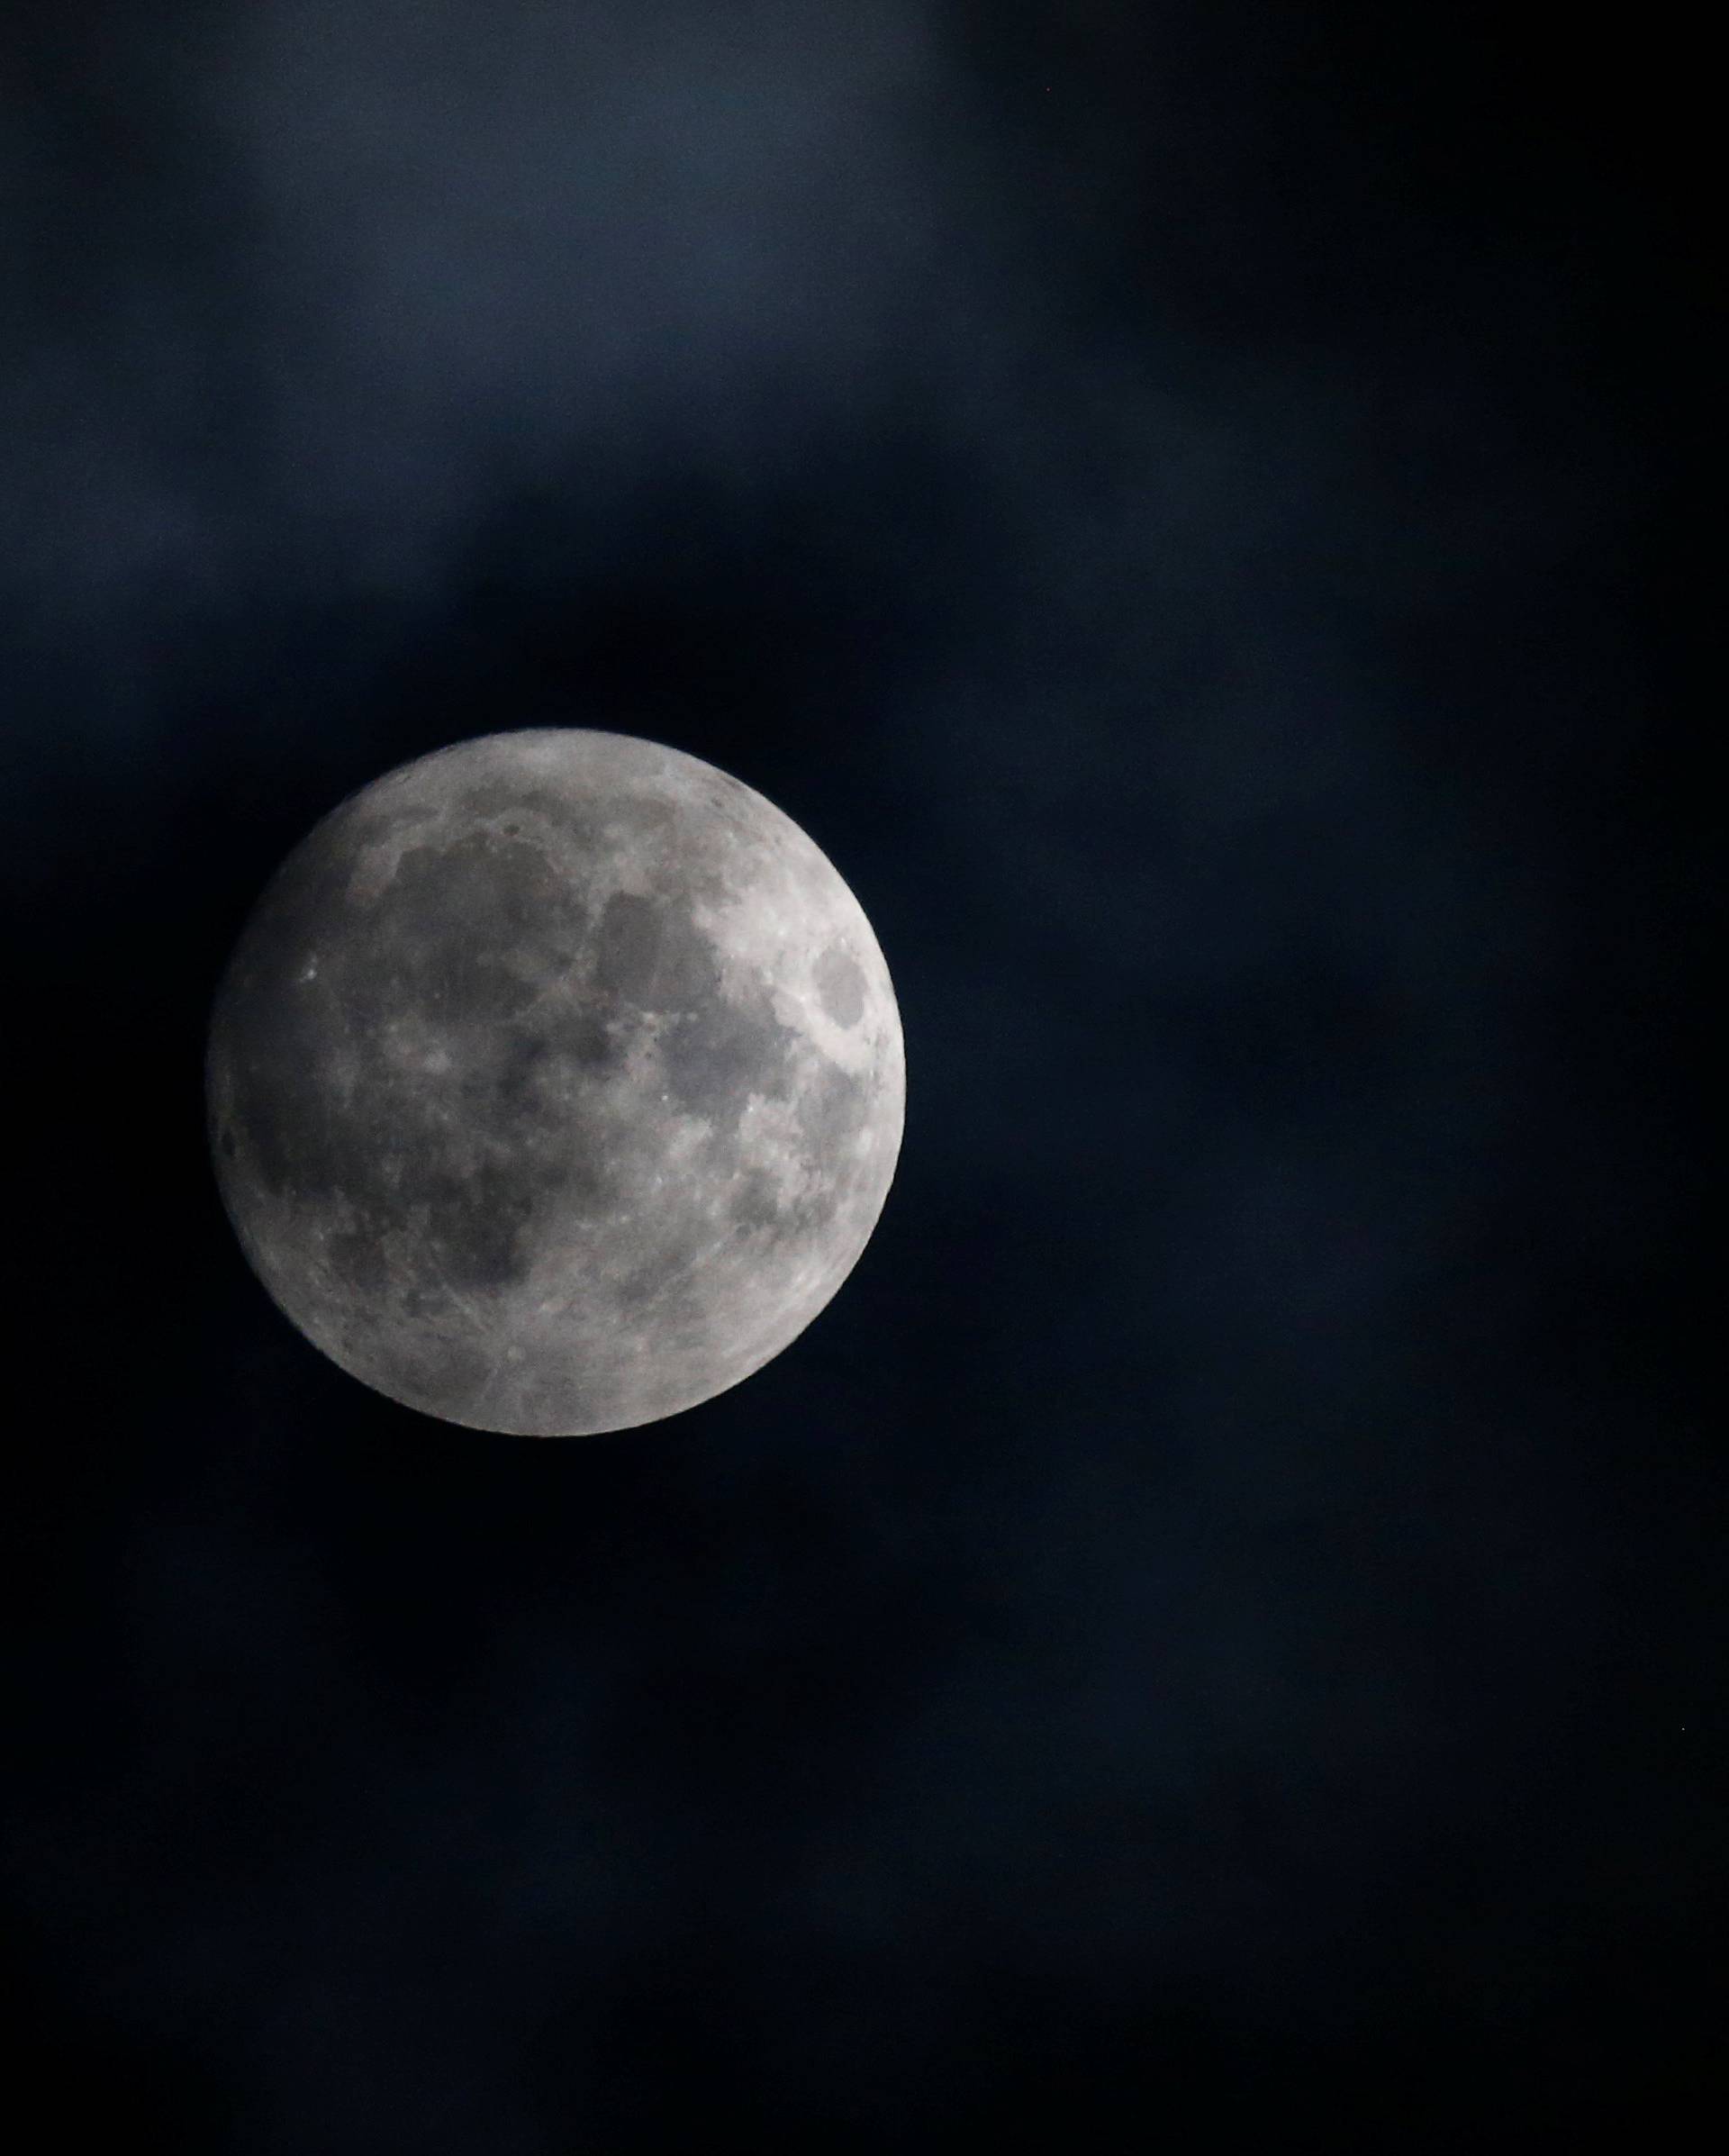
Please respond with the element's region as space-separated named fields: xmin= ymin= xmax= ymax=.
xmin=205 ymin=729 xmax=905 ymax=1436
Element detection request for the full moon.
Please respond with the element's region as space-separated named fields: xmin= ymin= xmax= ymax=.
xmin=206 ymin=729 xmax=905 ymax=1436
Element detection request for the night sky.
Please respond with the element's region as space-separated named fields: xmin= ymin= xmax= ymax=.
xmin=4 ymin=4 xmax=1714 ymax=2148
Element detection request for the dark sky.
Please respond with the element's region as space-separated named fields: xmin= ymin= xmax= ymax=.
xmin=3 ymin=4 xmax=1713 ymax=2149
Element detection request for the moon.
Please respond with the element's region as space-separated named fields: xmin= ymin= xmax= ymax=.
xmin=205 ymin=729 xmax=905 ymax=1436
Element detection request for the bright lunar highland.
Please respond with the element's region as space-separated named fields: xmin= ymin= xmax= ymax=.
xmin=206 ymin=729 xmax=905 ymax=1435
